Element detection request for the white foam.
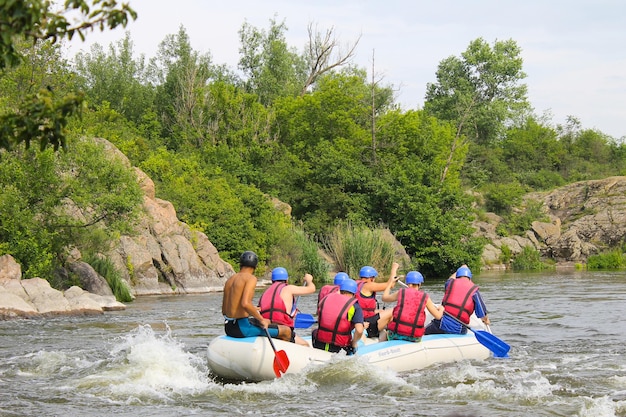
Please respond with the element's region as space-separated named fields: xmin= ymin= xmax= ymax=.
xmin=578 ymin=395 xmax=623 ymax=417
xmin=76 ymin=324 xmax=211 ymax=401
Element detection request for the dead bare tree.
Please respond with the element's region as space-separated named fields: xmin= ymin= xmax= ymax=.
xmin=300 ymin=22 xmax=361 ymax=95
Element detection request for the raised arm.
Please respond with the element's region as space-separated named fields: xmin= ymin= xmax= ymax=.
xmin=382 ymin=263 xmax=401 ymax=302
xmin=289 ymin=273 xmax=316 ymax=295
xmin=365 ymin=262 xmax=399 ymax=294
xmin=425 ymin=297 xmax=444 ymax=320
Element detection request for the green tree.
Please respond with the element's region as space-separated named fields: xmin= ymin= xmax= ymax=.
xmin=425 ymin=37 xmax=530 ymax=145
xmin=152 ymin=26 xmax=215 ymax=150
xmin=0 ymin=0 xmax=136 ymax=150
xmin=238 ymin=18 xmax=307 ymax=105
xmin=425 ymin=38 xmax=530 ymax=187
xmin=73 ymin=32 xmax=155 ymax=124
xmin=502 ymin=118 xmax=566 ymax=189
xmin=0 ymin=137 xmax=142 ymax=280
xmin=371 ymin=111 xmax=482 ymax=276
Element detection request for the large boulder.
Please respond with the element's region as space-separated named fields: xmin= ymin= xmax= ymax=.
xmin=68 ymin=261 xmax=115 ymax=297
xmin=0 ymin=254 xmax=21 ymax=282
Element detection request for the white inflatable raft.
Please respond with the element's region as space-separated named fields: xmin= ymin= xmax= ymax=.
xmin=207 ymin=316 xmax=492 ymax=382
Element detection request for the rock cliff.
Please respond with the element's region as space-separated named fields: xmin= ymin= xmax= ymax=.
xmin=476 ymin=176 xmax=626 ymax=269
xmin=107 ymin=167 xmax=234 ymax=296
xmin=1 ymin=138 xmax=236 ymax=318
xmin=92 ymin=138 xmax=235 ymax=296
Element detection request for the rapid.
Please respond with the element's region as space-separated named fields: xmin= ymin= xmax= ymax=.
xmin=1 ymin=270 xmax=625 ymax=417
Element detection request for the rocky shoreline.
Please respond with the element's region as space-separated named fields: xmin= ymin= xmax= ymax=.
xmin=1 ymin=255 xmax=126 ymax=319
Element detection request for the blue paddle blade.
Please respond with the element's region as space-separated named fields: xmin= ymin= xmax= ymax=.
xmin=474 ymin=329 xmax=510 ymax=358
xmin=294 ymin=313 xmax=317 ymax=329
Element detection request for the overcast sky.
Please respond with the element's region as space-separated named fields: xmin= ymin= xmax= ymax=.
xmin=65 ymin=0 xmax=626 ymax=140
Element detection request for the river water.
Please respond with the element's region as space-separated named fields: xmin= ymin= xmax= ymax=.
xmin=1 ymin=270 xmax=625 ymax=417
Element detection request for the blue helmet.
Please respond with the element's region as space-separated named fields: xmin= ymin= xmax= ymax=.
xmin=339 ymin=278 xmax=358 ymax=294
xmin=359 ymin=266 xmax=378 ymax=278
xmin=271 ymin=267 xmax=289 ymax=281
xmin=334 ymin=272 xmax=349 ymax=285
xmin=456 ymin=266 xmax=472 ymax=279
xmin=406 ymin=271 xmax=424 ymax=285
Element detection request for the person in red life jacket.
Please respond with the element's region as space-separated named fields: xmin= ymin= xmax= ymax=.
xmin=222 ymin=251 xmax=293 ymax=342
xmin=381 ymin=263 xmax=444 ymax=342
xmin=258 ymin=266 xmax=316 ymax=346
xmin=317 ymin=271 xmax=349 ymax=308
xmin=356 ymin=265 xmax=395 ymax=339
xmin=312 ymin=278 xmax=365 ymax=355
xmin=424 ymin=265 xmax=490 ymax=335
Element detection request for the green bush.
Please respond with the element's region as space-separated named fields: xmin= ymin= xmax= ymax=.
xmin=587 ymin=249 xmax=625 ymax=270
xmin=507 ymin=199 xmax=549 ymax=235
xmin=511 ymin=245 xmax=550 ymax=271
xmin=499 ymin=244 xmax=512 ymax=265
xmin=483 ymin=182 xmax=527 ymax=215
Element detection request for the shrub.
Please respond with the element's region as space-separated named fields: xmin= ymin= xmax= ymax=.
xmin=587 ymin=249 xmax=625 ymax=270
xmin=511 ymin=246 xmax=550 ymax=271
xmin=483 ymin=182 xmax=527 ymax=215
xmin=269 ymin=226 xmax=330 ymax=284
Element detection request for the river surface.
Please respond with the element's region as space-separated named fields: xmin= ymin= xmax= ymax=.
xmin=1 ymin=270 xmax=625 ymax=417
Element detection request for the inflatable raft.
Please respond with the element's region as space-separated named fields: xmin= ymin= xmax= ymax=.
xmin=207 ymin=316 xmax=492 ymax=382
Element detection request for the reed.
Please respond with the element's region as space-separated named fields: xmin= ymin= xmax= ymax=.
xmin=324 ymin=222 xmax=395 ymax=279
xmin=85 ymin=255 xmax=134 ymax=302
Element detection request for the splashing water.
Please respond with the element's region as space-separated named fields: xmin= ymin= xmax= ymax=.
xmin=76 ymin=324 xmax=211 ymax=402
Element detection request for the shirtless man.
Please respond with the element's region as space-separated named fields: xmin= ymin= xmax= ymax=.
xmin=222 ymin=251 xmax=292 ymax=341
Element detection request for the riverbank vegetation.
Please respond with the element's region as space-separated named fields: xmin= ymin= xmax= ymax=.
xmin=2 ymin=4 xmax=626 ymax=285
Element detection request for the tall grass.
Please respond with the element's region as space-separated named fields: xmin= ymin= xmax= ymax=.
xmin=85 ymin=255 xmax=134 ymax=302
xmin=324 ymin=222 xmax=395 ymax=280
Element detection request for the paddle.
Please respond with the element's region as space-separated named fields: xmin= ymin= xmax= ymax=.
xmin=443 ymin=311 xmax=510 ymax=358
xmin=294 ymin=313 xmax=317 ymax=329
xmin=264 ymin=327 xmax=290 ymax=378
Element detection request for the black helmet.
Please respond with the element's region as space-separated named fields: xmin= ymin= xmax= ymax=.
xmin=239 ymin=251 xmax=258 ymax=268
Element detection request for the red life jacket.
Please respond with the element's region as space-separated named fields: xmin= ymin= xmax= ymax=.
xmin=317 ymin=284 xmax=340 ymax=306
xmin=258 ymin=282 xmax=294 ymax=326
xmin=441 ymin=277 xmax=478 ymax=324
xmin=315 ymin=293 xmax=357 ymax=347
xmin=387 ymin=288 xmax=429 ymax=338
xmin=355 ymin=280 xmax=377 ymax=318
